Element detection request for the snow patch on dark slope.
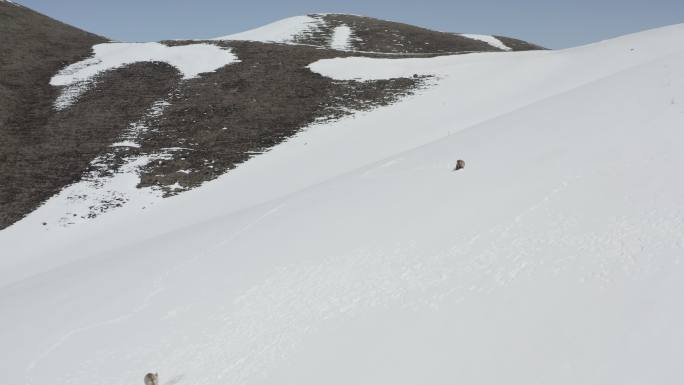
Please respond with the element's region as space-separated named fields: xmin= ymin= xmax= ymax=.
xmin=50 ymin=42 xmax=239 ymax=110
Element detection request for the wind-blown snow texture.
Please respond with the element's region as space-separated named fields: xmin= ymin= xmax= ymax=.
xmin=2 ymin=23 xmax=684 ymax=385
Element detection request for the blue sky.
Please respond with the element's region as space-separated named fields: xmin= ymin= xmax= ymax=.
xmin=17 ymin=0 xmax=684 ymax=48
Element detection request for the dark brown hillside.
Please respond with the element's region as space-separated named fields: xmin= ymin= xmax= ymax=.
xmin=0 ymin=1 xmax=106 ymax=129
xmin=0 ymin=1 xmax=107 ymax=228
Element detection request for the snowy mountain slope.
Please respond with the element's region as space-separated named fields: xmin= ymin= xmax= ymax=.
xmin=1 ymin=6 xmax=543 ymax=231
xmin=1 ymin=5 xmax=434 ymax=230
xmin=2 ymin=23 xmax=684 ymax=385
xmin=5 ymin=3 xmax=540 ymax=229
xmin=2 ymin=23 xmax=681 ymax=286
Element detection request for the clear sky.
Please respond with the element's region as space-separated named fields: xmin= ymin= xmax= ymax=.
xmin=16 ymin=0 xmax=684 ymax=49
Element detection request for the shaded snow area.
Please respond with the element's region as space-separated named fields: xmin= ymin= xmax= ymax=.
xmin=330 ymin=24 xmax=352 ymax=50
xmin=3 ymin=23 xmax=684 ymax=385
xmin=460 ymin=33 xmax=511 ymax=51
xmin=212 ymin=15 xmax=319 ymax=43
xmin=50 ymin=43 xmax=238 ymax=110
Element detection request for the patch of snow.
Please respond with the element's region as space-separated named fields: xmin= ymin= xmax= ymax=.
xmin=113 ymin=99 xmax=171 ymax=148
xmin=50 ymin=43 xmax=238 ymax=110
xmin=109 ymin=141 xmax=140 ymax=148
xmin=147 ymin=100 xmax=170 ymax=116
xmin=161 ymin=147 xmax=192 ymax=152
xmin=460 ymin=33 xmax=512 ymax=51
xmin=8 ymin=98 xmax=174 ymax=230
xmin=27 ymin=153 xmax=165 ymax=229
xmin=212 ymin=15 xmax=319 ymax=43
xmin=330 ymin=24 xmax=352 ymax=50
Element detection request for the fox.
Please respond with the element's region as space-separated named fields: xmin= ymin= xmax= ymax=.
xmin=454 ymin=159 xmax=465 ymax=171
xmin=144 ymin=373 xmax=158 ymax=385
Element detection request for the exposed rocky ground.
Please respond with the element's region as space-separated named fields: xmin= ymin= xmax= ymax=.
xmin=0 ymin=2 xmax=544 ymax=229
xmin=0 ymin=1 xmax=107 ymax=229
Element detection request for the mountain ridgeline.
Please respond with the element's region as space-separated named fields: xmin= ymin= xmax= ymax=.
xmin=0 ymin=2 xmax=544 ymax=229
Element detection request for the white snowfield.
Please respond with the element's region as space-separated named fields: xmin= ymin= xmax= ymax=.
xmin=2 ymin=23 xmax=684 ymax=385
xmin=460 ymin=33 xmax=512 ymax=51
xmin=50 ymin=42 xmax=238 ymax=110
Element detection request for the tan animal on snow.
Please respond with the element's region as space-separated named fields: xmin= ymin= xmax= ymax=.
xmin=144 ymin=373 xmax=158 ymax=385
xmin=454 ymin=159 xmax=465 ymax=171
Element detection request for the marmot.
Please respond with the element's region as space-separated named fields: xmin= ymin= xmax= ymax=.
xmin=144 ymin=373 xmax=158 ymax=385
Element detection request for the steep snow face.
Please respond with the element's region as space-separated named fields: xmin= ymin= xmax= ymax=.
xmin=212 ymin=15 xmax=318 ymax=42
xmin=460 ymin=33 xmax=511 ymax=51
xmin=2 ymin=23 xmax=684 ymax=385
xmin=50 ymin=42 xmax=238 ymax=110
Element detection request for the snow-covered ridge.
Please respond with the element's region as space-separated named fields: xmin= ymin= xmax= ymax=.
xmin=459 ymin=33 xmax=511 ymax=51
xmin=50 ymin=42 xmax=238 ymax=110
xmin=212 ymin=15 xmax=319 ymax=43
